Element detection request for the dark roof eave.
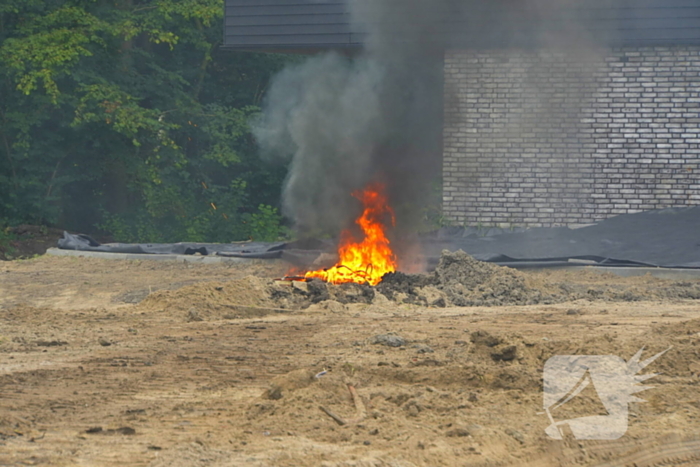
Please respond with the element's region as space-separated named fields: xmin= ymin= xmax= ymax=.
xmin=221 ymin=32 xmax=700 ymax=54
xmin=220 ymin=43 xmax=361 ymax=54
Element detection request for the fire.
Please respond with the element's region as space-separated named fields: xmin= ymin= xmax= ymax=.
xmin=303 ymin=182 xmax=397 ymax=286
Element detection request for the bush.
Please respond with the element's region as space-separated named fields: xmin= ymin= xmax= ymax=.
xmin=0 ymin=2 xmax=292 ymax=243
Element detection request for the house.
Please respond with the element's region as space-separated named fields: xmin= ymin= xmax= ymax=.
xmin=224 ymin=0 xmax=700 ymax=227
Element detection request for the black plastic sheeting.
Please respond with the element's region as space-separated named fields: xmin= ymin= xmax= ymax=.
xmin=57 ymin=233 xmax=332 ymax=260
xmin=57 ymin=206 xmax=700 ymax=268
xmin=419 ymin=206 xmax=700 ymax=269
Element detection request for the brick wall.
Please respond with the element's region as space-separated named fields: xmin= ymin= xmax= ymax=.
xmin=443 ymin=47 xmax=700 ymax=227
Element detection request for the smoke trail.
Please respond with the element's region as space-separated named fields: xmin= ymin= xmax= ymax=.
xmin=254 ymin=1 xmax=448 ymax=237
xmin=253 ymin=54 xmax=390 ymax=234
xmin=253 ymin=0 xmax=609 ymax=237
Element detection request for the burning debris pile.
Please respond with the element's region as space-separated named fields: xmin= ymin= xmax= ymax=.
xmin=290 ymin=183 xmax=397 ymax=286
xmin=275 ymin=249 xmax=558 ymax=310
xmin=268 ymin=177 xmax=556 ymax=307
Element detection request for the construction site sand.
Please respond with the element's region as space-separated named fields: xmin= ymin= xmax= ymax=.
xmin=1 ymin=254 xmax=699 ymax=466
xmin=140 ymin=250 xmax=700 ymax=318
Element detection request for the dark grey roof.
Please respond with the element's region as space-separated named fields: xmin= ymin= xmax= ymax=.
xmin=224 ymin=0 xmax=700 ymax=51
xmin=224 ymin=0 xmax=355 ymax=50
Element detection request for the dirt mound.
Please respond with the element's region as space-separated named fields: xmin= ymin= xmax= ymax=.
xmin=135 ymin=250 xmax=560 ymax=319
xmin=135 ymin=250 xmax=700 ymax=320
xmin=432 ymin=250 xmax=559 ymax=306
xmin=376 ymin=250 xmax=700 ymax=307
xmin=376 ymin=272 xmax=438 ymax=305
xmin=377 ymin=250 xmax=560 ymax=307
xmin=270 ymin=279 xmax=376 ymax=308
xmin=134 ymin=250 xmax=557 ymax=318
xmin=138 ymin=276 xmax=277 ymax=320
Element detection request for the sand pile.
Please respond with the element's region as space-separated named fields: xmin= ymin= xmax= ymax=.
xmin=138 ymin=276 xmax=277 ymax=320
xmin=138 ymin=250 xmax=559 ymax=320
xmin=379 ymin=249 xmax=559 ymax=307
xmin=136 ymin=250 xmax=700 ymax=320
xmin=265 ymin=250 xmax=561 ymax=310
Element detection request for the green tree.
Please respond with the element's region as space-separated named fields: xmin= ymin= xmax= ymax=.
xmin=0 ymin=0 xmax=290 ymax=242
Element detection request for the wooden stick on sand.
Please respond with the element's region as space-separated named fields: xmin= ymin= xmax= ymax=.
xmin=319 ymin=384 xmax=366 ymax=426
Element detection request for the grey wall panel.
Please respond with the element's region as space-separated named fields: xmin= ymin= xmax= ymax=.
xmin=229 ymin=0 xmax=345 ymax=5
xmin=229 ymin=24 xmax=351 ymax=35
xmin=624 ymin=0 xmax=699 ymax=7
xmin=227 ymin=5 xmax=347 ymax=16
xmin=223 ymin=0 xmax=700 ymax=50
xmin=224 ymin=33 xmax=354 ymax=46
xmin=226 ymin=14 xmax=350 ymax=27
xmin=224 ymin=0 xmax=352 ymax=49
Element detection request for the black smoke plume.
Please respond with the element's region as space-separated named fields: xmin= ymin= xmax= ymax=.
xmin=254 ymin=0 xmax=609 ymax=238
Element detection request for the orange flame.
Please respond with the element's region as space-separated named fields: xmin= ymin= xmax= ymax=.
xmin=304 ymin=182 xmax=397 ymax=286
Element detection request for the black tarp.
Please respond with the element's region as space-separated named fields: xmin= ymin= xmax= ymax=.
xmin=57 ymin=233 xmax=334 ymax=260
xmin=419 ymin=207 xmax=700 ymax=268
xmin=58 ymin=232 xmax=289 ymax=259
xmin=57 ymin=206 xmax=700 ymax=268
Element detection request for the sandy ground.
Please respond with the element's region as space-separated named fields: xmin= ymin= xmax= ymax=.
xmin=1 ymin=255 xmax=699 ymax=466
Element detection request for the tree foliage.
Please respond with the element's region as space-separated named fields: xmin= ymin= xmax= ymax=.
xmin=0 ymin=0 xmax=290 ymax=242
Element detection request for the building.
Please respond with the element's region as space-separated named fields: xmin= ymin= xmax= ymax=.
xmin=224 ymin=0 xmax=700 ymax=227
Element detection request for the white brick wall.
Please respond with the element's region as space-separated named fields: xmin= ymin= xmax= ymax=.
xmin=443 ymin=47 xmax=700 ymax=227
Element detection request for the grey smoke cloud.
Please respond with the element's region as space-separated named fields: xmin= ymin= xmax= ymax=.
xmin=254 ymin=1 xmax=450 ymax=236
xmin=253 ymin=53 xmax=388 ymax=233
xmin=253 ymin=0 xmax=609 ymax=236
